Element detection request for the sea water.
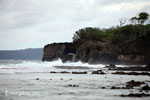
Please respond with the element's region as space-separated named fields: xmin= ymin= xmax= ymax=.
xmin=0 ymin=59 xmax=106 ymax=74
xmin=0 ymin=60 xmax=149 ymax=100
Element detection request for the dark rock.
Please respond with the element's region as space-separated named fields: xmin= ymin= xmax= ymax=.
xmin=140 ymin=72 xmax=150 ymax=76
xmin=105 ymin=64 xmax=117 ymax=70
xmin=120 ymin=93 xmax=150 ymax=97
xmin=60 ymin=54 xmax=74 ymax=63
xmin=141 ymin=85 xmax=150 ymax=90
xmin=92 ymin=70 xmax=105 ymax=74
xmin=117 ymin=34 xmax=150 ymax=64
xmin=72 ymin=71 xmax=87 ymax=74
xmin=50 ymin=71 xmax=57 ymax=73
xmin=109 ymin=66 xmax=150 ymax=71
xmin=111 ymin=86 xmax=121 ymax=89
xmin=54 ymin=66 xmax=90 ymax=69
xmin=101 ymin=87 xmax=106 ymax=89
xmin=68 ymin=84 xmax=79 ymax=87
xmin=74 ymin=41 xmax=119 ymax=64
xmin=68 ymin=84 xmax=72 ymax=87
xmin=118 ymin=54 xmax=147 ymax=64
xmin=36 ymin=78 xmax=39 ymax=80
xmin=112 ymin=71 xmax=126 ymax=75
xmin=60 ymin=71 xmax=70 ymax=74
xmin=70 ymin=78 xmax=72 ymax=80
xmin=112 ymin=71 xmax=150 ymax=76
xmin=110 ymin=80 xmax=146 ymax=90
xmin=42 ymin=42 xmax=76 ymax=62
xmin=126 ymin=80 xmax=145 ymax=88
xmin=111 ymin=86 xmax=130 ymax=89
xmin=146 ymin=64 xmax=150 ymax=68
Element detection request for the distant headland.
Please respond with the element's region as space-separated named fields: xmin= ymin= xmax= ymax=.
xmin=0 ymin=48 xmax=43 ymax=60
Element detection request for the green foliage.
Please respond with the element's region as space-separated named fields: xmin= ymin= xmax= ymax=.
xmin=130 ymin=17 xmax=138 ymax=24
xmin=73 ymin=27 xmax=107 ymax=42
xmin=130 ymin=12 xmax=149 ymax=25
xmin=138 ymin=12 xmax=149 ymax=24
xmin=72 ymin=24 xmax=150 ymax=43
xmin=72 ymin=12 xmax=150 ymax=44
xmin=110 ymin=24 xmax=150 ymax=43
xmin=110 ymin=34 xmax=126 ymax=44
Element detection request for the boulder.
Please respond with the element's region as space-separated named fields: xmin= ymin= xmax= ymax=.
xmin=92 ymin=70 xmax=105 ymax=74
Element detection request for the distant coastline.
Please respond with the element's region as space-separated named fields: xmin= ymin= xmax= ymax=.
xmin=0 ymin=48 xmax=43 ymax=60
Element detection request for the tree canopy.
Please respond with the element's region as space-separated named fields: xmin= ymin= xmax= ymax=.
xmin=72 ymin=12 xmax=150 ymax=44
xmin=130 ymin=12 xmax=149 ymax=25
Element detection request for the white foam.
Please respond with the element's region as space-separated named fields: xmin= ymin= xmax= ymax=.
xmin=0 ymin=59 xmax=129 ymax=74
xmin=0 ymin=59 xmax=106 ymax=74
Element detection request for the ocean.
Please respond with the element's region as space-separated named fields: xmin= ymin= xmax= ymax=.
xmin=0 ymin=60 xmax=149 ymax=100
xmin=0 ymin=59 xmax=105 ymax=74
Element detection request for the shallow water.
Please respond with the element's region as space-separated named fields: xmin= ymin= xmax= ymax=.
xmin=0 ymin=60 xmax=149 ymax=100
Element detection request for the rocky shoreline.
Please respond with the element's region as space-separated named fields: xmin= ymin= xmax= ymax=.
xmin=50 ymin=64 xmax=150 ymax=75
xmin=42 ymin=33 xmax=150 ymax=64
xmin=40 ymin=64 xmax=150 ymax=98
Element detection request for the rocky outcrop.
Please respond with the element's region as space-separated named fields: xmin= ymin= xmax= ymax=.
xmin=42 ymin=34 xmax=150 ymax=64
xmin=42 ymin=42 xmax=76 ymax=62
xmin=118 ymin=55 xmax=146 ymax=63
xmin=116 ymin=34 xmax=150 ymax=64
xmin=73 ymin=40 xmax=119 ymax=64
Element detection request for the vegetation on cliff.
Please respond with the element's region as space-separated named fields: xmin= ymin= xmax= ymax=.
xmin=73 ymin=12 xmax=150 ymax=44
xmin=43 ymin=12 xmax=150 ymax=64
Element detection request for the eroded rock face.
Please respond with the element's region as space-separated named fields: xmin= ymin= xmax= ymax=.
xmin=117 ymin=55 xmax=146 ymax=64
xmin=42 ymin=34 xmax=150 ymax=64
xmin=116 ymin=34 xmax=150 ymax=64
xmin=74 ymin=40 xmax=119 ymax=64
xmin=42 ymin=42 xmax=76 ymax=62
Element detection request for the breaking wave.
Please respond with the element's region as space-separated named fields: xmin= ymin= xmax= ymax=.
xmin=0 ymin=59 xmax=106 ymax=74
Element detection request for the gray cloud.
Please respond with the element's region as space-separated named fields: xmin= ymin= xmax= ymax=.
xmin=0 ymin=0 xmax=150 ymax=50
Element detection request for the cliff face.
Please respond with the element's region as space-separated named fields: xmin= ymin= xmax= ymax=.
xmin=116 ymin=34 xmax=150 ymax=64
xmin=42 ymin=34 xmax=150 ymax=64
xmin=74 ymin=40 xmax=119 ymax=64
xmin=42 ymin=42 xmax=76 ymax=62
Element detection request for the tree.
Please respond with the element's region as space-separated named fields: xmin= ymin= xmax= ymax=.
xmin=138 ymin=12 xmax=149 ymax=24
xmin=119 ymin=18 xmax=127 ymax=27
xmin=130 ymin=17 xmax=138 ymax=24
xmin=130 ymin=12 xmax=149 ymax=25
xmin=72 ymin=27 xmax=103 ymax=42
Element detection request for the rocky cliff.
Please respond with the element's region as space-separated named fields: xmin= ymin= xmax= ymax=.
xmin=42 ymin=42 xmax=76 ymax=62
xmin=42 ymin=34 xmax=150 ymax=64
xmin=116 ymin=34 xmax=150 ymax=64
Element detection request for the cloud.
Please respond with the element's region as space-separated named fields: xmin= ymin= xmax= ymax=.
xmin=0 ymin=0 xmax=150 ymax=50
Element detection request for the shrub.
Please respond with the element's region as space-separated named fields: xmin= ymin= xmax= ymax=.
xmin=72 ymin=27 xmax=106 ymax=42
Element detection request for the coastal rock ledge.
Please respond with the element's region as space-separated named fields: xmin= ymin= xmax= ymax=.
xmin=42 ymin=34 xmax=150 ymax=64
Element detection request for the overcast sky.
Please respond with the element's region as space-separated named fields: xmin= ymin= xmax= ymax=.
xmin=0 ymin=0 xmax=150 ymax=50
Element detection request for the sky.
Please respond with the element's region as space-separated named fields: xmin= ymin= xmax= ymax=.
xmin=0 ymin=0 xmax=150 ymax=50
